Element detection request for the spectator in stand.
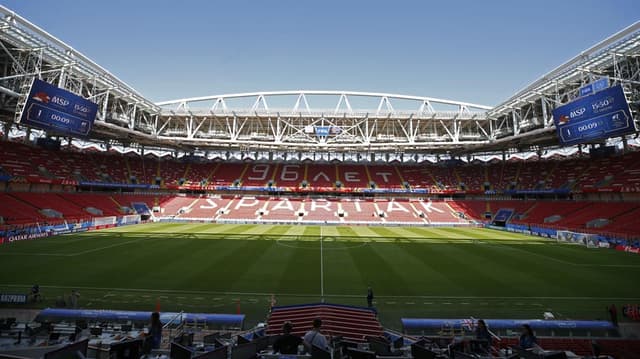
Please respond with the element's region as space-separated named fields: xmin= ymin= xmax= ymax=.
xmin=146 ymin=312 xmax=163 ymax=349
xmin=474 ymin=319 xmax=492 ymax=352
xmin=273 ymin=321 xmax=302 ymax=355
xmin=518 ymin=324 xmax=537 ymax=349
xmin=367 ymin=287 xmax=374 ymax=308
xmin=303 ymin=318 xmax=328 ymax=352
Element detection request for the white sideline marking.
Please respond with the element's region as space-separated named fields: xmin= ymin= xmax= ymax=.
xmin=70 ymin=238 xmax=152 ymax=256
xmin=275 ymin=239 xmax=368 ymax=250
xmin=320 ymin=226 xmax=325 ymax=302
xmin=1 ymin=283 xmax=638 ymax=301
xmin=0 ymin=238 xmax=153 ymax=257
xmin=487 ymin=242 xmax=640 ymax=268
xmin=0 ymin=252 xmax=69 ymax=256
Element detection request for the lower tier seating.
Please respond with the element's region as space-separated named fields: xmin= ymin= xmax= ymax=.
xmin=266 ymin=303 xmax=383 ymax=342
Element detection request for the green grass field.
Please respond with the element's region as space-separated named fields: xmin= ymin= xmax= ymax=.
xmin=1 ymin=222 xmax=639 ymax=329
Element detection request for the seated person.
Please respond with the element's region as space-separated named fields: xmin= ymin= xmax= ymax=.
xmin=474 ymin=319 xmax=492 ymax=353
xmin=273 ymin=322 xmax=302 ymax=354
xmin=143 ymin=312 xmax=163 ymax=350
xmin=303 ymin=318 xmax=328 ymax=352
xmin=519 ymin=324 xmax=538 ymax=349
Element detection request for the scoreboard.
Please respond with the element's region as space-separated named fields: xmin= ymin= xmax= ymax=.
xmin=552 ymin=84 xmax=635 ymax=146
xmin=19 ymin=78 xmax=98 ymax=137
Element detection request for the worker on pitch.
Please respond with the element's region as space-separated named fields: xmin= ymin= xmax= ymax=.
xmin=367 ymin=286 xmax=374 ymax=308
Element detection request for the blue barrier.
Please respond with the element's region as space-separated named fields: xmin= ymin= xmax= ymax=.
xmin=78 ymin=182 xmax=160 ymax=189
xmin=402 ymin=318 xmax=615 ymax=331
xmin=36 ymin=308 xmax=244 ymax=328
xmin=501 ymin=223 xmax=639 ymax=248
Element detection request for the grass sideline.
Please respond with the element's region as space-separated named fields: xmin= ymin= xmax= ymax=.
xmin=0 ymin=222 xmax=639 ymax=329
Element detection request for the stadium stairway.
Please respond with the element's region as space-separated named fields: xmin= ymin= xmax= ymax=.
xmin=266 ymin=303 xmax=383 ymax=342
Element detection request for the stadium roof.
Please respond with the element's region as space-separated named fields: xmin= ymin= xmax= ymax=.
xmin=0 ymin=5 xmax=638 ymax=156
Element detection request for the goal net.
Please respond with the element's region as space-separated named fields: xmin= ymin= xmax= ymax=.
xmin=556 ymin=230 xmax=601 ymax=248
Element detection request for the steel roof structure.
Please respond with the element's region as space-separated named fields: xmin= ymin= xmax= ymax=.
xmin=0 ymin=5 xmax=638 ymax=158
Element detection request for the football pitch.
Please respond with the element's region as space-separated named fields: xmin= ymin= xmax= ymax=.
xmin=1 ymin=222 xmax=639 ymax=329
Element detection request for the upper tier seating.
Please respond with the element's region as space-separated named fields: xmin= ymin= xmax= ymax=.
xmin=397 ymin=166 xmax=434 ymax=190
xmin=306 ymin=164 xmax=337 ymax=189
xmin=456 ymin=164 xmax=485 ymax=192
xmin=367 ymin=165 xmax=404 ymax=189
xmin=337 ymin=165 xmax=370 ymax=189
xmin=2 ymin=139 xmax=640 ymax=193
xmin=210 ymin=163 xmax=246 ymax=187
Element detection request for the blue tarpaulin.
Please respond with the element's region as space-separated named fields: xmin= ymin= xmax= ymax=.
xmin=402 ymin=318 xmax=615 ymax=331
xmin=36 ymin=308 xmax=245 ymax=328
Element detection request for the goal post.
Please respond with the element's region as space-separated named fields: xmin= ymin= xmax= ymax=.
xmin=556 ymin=230 xmax=603 ymax=248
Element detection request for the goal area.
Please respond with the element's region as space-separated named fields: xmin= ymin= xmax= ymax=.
xmin=556 ymin=230 xmax=603 ymax=248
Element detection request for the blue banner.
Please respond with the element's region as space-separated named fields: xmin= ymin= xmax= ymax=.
xmin=78 ymin=181 xmax=159 ymax=189
xmin=503 ymin=189 xmax=571 ymax=195
xmin=402 ymin=318 xmax=615 ymax=331
xmin=0 ymin=293 xmax=28 ymax=304
xmin=579 ymin=77 xmax=609 ymax=97
xmin=552 ymin=84 xmax=635 ymax=146
xmin=315 ymin=126 xmax=330 ymax=136
xmin=20 ymin=79 xmax=98 ymax=137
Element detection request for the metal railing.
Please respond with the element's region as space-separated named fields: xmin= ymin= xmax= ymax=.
xmin=162 ymin=311 xmax=185 ymax=344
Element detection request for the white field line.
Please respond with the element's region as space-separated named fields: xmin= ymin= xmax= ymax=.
xmin=0 ymin=284 xmax=638 ymax=301
xmin=2 ymin=234 xmax=637 ymax=267
xmin=486 ymin=242 xmax=640 ymax=268
xmin=0 ymin=238 xmax=154 ymax=257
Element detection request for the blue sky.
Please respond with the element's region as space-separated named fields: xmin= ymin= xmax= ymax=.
xmin=3 ymin=0 xmax=639 ymax=106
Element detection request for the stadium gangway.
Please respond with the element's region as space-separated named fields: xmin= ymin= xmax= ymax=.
xmin=163 ymin=310 xmax=185 ymax=344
